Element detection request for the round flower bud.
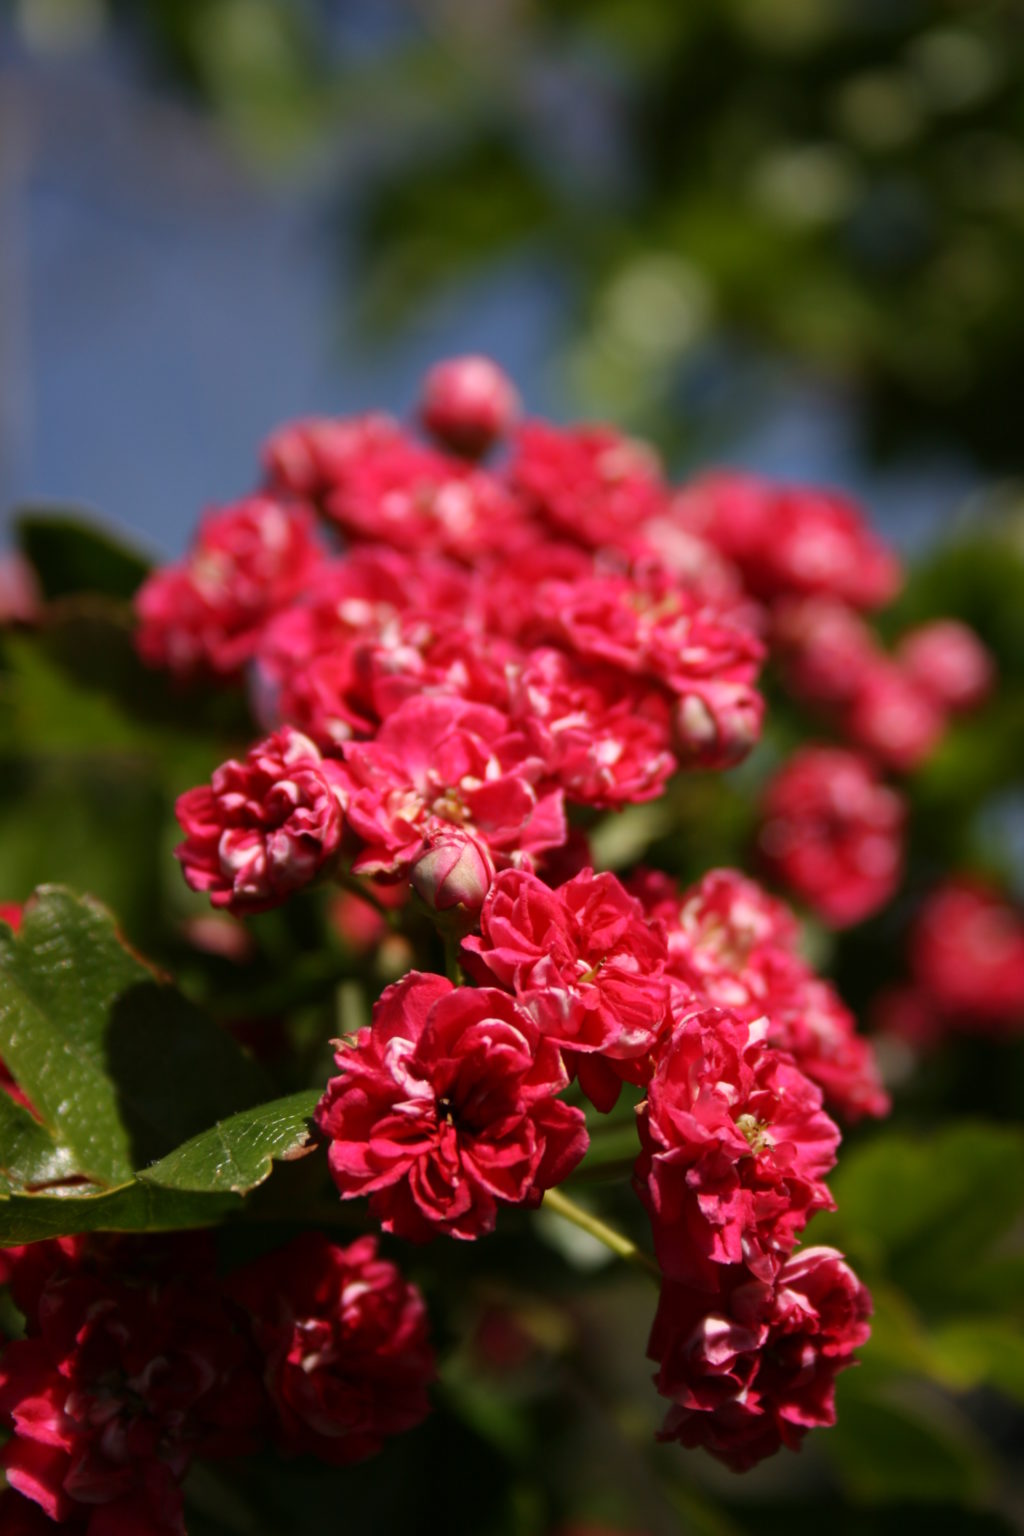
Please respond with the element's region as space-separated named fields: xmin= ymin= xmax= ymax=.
xmin=673 ymin=682 xmax=763 ymax=769
xmin=411 ymin=829 xmax=495 ymax=913
xmin=419 ymin=356 xmax=521 ymax=458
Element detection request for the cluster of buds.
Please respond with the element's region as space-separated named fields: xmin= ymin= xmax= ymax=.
xmin=125 ymin=359 xmax=906 ymax=1475
xmin=0 ymin=1233 xmax=433 ymax=1533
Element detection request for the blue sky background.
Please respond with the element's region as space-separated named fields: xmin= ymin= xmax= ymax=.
xmin=0 ymin=14 xmax=980 ymax=560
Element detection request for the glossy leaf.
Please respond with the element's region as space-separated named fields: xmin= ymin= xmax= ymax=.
xmin=139 ymin=1089 xmax=321 ymax=1194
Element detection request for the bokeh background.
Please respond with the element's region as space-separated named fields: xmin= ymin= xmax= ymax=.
xmin=2 ymin=3 xmax=1024 ymax=1534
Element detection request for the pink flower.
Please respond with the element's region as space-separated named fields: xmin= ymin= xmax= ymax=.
xmin=530 ymin=567 xmax=764 ymax=718
xmin=771 ymin=596 xmax=878 ymax=709
xmin=511 ymin=649 xmax=676 ymax=807
xmin=909 ymin=880 xmax=1024 ymax=1035
xmin=0 ymin=1248 xmax=266 ymax=1531
xmin=175 ymin=727 xmax=347 ymax=914
xmin=842 ymin=660 xmax=946 ymax=772
xmin=340 ymin=695 xmax=565 ymax=877
xmin=411 ymin=828 xmax=496 ymax=913
xmin=253 ymin=548 xmax=481 ymax=744
xmin=229 ymin=1232 xmax=434 ymax=1464
xmin=635 ymin=869 xmax=888 ymax=1121
xmin=897 ymin=620 xmax=993 ymax=714
xmin=650 ymin=1247 xmax=871 ymax=1470
xmin=134 ymin=497 xmax=325 ymax=680
xmin=758 ymin=747 xmax=905 ymax=928
xmin=635 ymin=1002 xmax=839 ymax=1288
xmin=316 ymin=971 xmax=588 ymax=1241
xmin=420 ymin=355 xmax=521 ymax=458
xmin=508 ymin=421 xmax=668 ymax=552
xmin=463 ymin=868 xmax=671 ymax=1105
xmin=674 ymin=472 xmax=901 ymax=610
xmin=324 ymin=431 xmax=531 ymax=562
xmin=262 ymin=412 xmax=400 ymax=501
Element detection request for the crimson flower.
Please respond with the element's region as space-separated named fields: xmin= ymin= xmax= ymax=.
xmin=635 ymin=1002 xmax=839 ymax=1288
xmin=650 ymin=1247 xmax=871 ymax=1470
xmin=316 ymin=971 xmax=588 ymax=1241
xmin=230 ymin=1232 xmax=434 ymax=1465
xmin=176 ymin=727 xmax=346 ymax=914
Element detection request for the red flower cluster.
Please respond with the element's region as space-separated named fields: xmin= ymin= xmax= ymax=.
xmin=878 ymin=879 xmax=1024 ymax=1047
xmin=0 ymin=1233 xmax=434 ymax=1531
xmin=137 ymin=360 xmax=883 ymax=1476
xmin=227 ymin=1231 xmax=434 ymax=1464
xmin=758 ymin=747 xmax=905 ymax=928
xmin=635 ymin=1003 xmax=839 ymax=1288
xmin=136 ymin=497 xmax=325 ymax=680
xmin=633 ymin=868 xmax=888 ymax=1120
xmin=162 ymin=367 xmax=768 ymax=915
xmin=650 ymin=1246 xmax=870 ymax=1470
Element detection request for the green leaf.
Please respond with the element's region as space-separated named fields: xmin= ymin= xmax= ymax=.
xmin=927 ymin=1320 xmax=1024 ymax=1405
xmin=16 ymin=508 xmax=152 ymax=602
xmin=139 ymin=1089 xmax=320 ymax=1194
xmin=0 ymin=1180 xmax=240 ymax=1245
xmin=825 ymin=1372 xmax=993 ymax=1505
xmin=0 ymin=887 xmax=270 ymax=1190
xmin=811 ymin=1122 xmax=1024 ymax=1313
xmin=0 ymin=1090 xmax=79 ymax=1192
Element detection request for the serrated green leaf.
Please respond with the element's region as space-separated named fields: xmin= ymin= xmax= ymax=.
xmin=0 ymin=886 xmax=271 ymax=1191
xmin=139 ymin=1089 xmax=321 ymax=1194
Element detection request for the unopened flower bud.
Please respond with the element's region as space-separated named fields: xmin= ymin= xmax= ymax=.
xmin=411 ymin=830 xmax=495 ymax=912
xmin=419 ymin=356 xmax=521 ymax=458
xmin=673 ymin=684 xmax=763 ymax=769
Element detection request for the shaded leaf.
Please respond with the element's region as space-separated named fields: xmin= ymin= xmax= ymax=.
xmin=16 ymin=508 xmax=152 ymax=602
xmin=0 ymin=887 xmax=270 ymax=1190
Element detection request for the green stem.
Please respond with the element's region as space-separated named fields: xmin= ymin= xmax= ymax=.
xmin=542 ymin=1188 xmax=660 ymax=1282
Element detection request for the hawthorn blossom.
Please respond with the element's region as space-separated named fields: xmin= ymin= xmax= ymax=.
xmin=0 ymin=1255 xmax=266 ymax=1532
xmin=634 ymin=868 xmax=888 ymax=1121
xmin=635 ymin=1002 xmax=839 ymax=1288
xmin=230 ymin=1232 xmax=434 ymax=1464
xmin=758 ymin=747 xmax=905 ymax=928
xmin=508 ymin=420 xmax=669 ymax=552
xmin=908 ymin=880 xmax=1024 ymax=1035
xmin=771 ymin=596 xmax=878 ymax=709
xmin=134 ymin=496 xmax=324 ymax=680
xmin=462 ymin=868 xmax=671 ymax=1108
xmin=324 ymin=431 xmax=532 ymax=562
xmin=339 ymin=695 xmax=565 ymax=877
xmin=897 ymin=620 xmax=993 ymax=714
xmin=510 ymin=648 xmax=676 ymax=807
xmin=650 ymin=1247 xmax=871 ymax=1470
xmin=673 ymin=472 xmax=901 ymax=610
xmin=262 ymin=412 xmax=400 ymax=501
xmin=316 ymin=971 xmax=588 ymax=1241
xmin=841 ymin=660 xmax=945 ymax=772
xmin=420 ymin=355 xmax=521 ymax=458
xmin=176 ymin=727 xmax=347 ymax=914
